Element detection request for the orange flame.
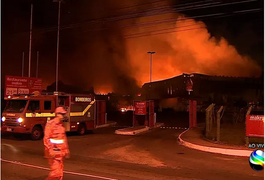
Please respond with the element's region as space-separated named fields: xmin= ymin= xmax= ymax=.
xmin=94 ymin=85 xmax=113 ymax=94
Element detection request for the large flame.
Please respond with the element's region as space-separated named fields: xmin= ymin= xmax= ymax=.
xmin=125 ymin=15 xmax=261 ymax=87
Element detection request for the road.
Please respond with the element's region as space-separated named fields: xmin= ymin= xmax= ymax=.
xmin=1 ymin=124 xmax=263 ymax=180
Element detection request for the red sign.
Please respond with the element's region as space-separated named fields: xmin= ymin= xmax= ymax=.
xmin=5 ymin=75 xmax=42 ymax=97
xmin=246 ymin=115 xmax=264 ymax=137
xmin=134 ymin=101 xmax=147 ymax=115
xmin=186 ymin=78 xmax=193 ymax=92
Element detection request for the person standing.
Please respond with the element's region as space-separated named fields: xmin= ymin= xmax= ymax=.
xmin=44 ymin=106 xmax=70 ymax=180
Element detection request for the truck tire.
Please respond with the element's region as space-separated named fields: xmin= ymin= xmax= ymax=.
xmin=31 ymin=126 xmax=43 ymax=140
xmin=77 ymin=124 xmax=86 ymax=135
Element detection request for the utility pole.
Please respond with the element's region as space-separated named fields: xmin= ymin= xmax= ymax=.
xmin=147 ymin=51 xmax=155 ymax=83
xmin=28 ymin=3 xmax=33 ymax=77
xmin=53 ymin=0 xmax=62 ymax=106
xmin=22 ymin=52 xmax=25 ymax=77
xmin=54 ymin=0 xmax=62 ymax=93
xmin=36 ymin=51 xmax=39 ymax=78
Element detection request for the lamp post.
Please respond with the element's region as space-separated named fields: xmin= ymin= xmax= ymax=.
xmin=53 ymin=0 xmax=62 ymax=106
xmin=147 ymin=51 xmax=155 ymax=83
xmin=28 ymin=4 xmax=33 ymax=77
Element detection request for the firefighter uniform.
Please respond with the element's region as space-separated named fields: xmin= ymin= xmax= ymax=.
xmin=44 ymin=107 xmax=70 ymax=180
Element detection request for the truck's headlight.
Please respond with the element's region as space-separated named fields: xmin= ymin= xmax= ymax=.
xmin=17 ymin=118 xmax=23 ymax=123
xmin=1 ymin=117 xmax=6 ymax=122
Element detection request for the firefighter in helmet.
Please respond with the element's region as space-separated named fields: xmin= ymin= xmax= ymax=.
xmin=44 ymin=106 xmax=70 ymax=180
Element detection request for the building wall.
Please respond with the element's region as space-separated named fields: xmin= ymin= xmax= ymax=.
xmin=141 ymin=73 xmax=263 ymax=104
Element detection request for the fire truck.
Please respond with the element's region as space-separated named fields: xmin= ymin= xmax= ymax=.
xmin=1 ymin=92 xmax=107 ymax=140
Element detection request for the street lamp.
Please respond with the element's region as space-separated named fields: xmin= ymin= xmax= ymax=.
xmin=147 ymin=51 xmax=155 ymax=83
xmin=53 ymin=0 xmax=63 ymax=106
xmin=28 ymin=4 xmax=33 ymax=77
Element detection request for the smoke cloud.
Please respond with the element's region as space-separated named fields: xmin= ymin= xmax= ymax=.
xmin=124 ymin=12 xmax=262 ymax=87
xmin=36 ymin=0 xmax=262 ymax=93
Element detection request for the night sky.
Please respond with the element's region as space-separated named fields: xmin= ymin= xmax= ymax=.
xmin=2 ymin=0 xmax=264 ymax=94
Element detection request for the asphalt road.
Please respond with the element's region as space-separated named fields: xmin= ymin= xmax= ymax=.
xmin=1 ymin=122 xmax=264 ymax=180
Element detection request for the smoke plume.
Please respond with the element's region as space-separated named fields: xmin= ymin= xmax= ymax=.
xmin=124 ymin=9 xmax=262 ymax=86
xmin=37 ymin=0 xmax=262 ymax=93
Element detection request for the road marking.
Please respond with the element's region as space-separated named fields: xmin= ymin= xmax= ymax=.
xmin=1 ymin=158 xmax=119 ymax=180
xmin=2 ymin=144 xmax=18 ymax=153
xmin=160 ymin=126 xmax=188 ymax=130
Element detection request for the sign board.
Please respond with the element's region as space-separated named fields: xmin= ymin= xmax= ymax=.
xmin=186 ymin=78 xmax=193 ymax=92
xmin=72 ymin=95 xmax=94 ymax=103
xmin=134 ymin=101 xmax=147 ymax=115
xmin=5 ymin=75 xmax=42 ymax=97
xmin=246 ymin=115 xmax=264 ymax=137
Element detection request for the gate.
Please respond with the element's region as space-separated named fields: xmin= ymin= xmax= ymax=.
xmin=149 ymin=101 xmax=155 ymax=128
xmin=96 ymin=100 xmax=106 ymax=126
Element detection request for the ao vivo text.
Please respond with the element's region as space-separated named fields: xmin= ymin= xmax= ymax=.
xmin=248 ymin=143 xmax=264 ymax=149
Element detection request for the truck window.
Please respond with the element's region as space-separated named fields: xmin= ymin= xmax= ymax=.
xmin=44 ymin=101 xmax=52 ymax=110
xmin=4 ymin=100 xmax=28 ymax=113
xmin=27 ymin=100 xmax=40 ymax=112
xmin=59 ymin=97 xmax=65 ymax=106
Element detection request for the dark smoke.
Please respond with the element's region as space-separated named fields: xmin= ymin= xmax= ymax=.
xmin=38 ymin=0 xmax=146 ymax=94
xmin=2 ymin=0 xmax=262 ymax=94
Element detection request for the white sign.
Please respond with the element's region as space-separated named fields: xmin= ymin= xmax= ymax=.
xmin=18 ymin=88 xmax=29 ymax=94
xmin=6 ymin=88 xmax=17 ymax=96
xmin=75 ymin=97 xmax=91 ymax=102
xmin=249 ymin=115 xmax=264 ymax=121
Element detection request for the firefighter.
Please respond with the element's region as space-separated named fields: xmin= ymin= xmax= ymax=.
xmin=44 ymin=106 xmax=70 ymax=180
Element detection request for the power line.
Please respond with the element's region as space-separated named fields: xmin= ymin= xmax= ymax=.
xmin=53 ymin=0 xmax=261 ymax=32
xmin=8 ymin=0 xmax=238 ymax=34
xmin=124 ymin=8 xmax=262 ymax=39
xmin=5 ymin=7 xmax=262 ymax=41
xmin=6 ymin=0 xmax=262 ymax=37
xmin=105 ymin=0 xmax=220 ymax=22
xmin=73 ymin=8 xmax=263 ymax=35
xmin=41 ymin=0 xmax=218 ymax=33
xmin=115 ymin=0 xmax=168 ymax=10
xmin=27 ymin=8 xmax=261 ymax=40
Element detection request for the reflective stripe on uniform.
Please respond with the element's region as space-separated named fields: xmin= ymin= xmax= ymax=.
xmin=50 ymin=139 xmax=64 ymax=144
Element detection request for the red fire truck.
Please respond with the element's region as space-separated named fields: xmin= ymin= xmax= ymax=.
xmin=1 ymin=92 xmax=107 ymax=140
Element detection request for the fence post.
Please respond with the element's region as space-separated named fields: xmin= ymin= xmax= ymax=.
xmin=209 ymin=104 xmax=215 ymax=132
xmin=245 ymin=106 xmax=252 ymax=147
xmin=206 ymin=104 xmax=215 ymax=139
xmin=210 ymin=108 xmax=213 ymax=131
xmin=206 ymin=109 xmax=209 ymax=138
xmin=217 ymin=106 xmax=223 ymax=142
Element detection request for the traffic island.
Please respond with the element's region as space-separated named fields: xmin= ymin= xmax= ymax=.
xmin=178 ymin=127 xmax=253 ymax=157
xmin=115 ymin=123 xmax=164 ymax=135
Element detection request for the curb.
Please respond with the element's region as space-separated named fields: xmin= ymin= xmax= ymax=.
xmin=115 ymin=126 xmax=150 ymax=135
xmin=115 ymin=123 xmax=164 ymax=135
xmin=178 ymin=128 xmax=253 ymax=157
xmin=152 ymin=123 xmax=164 ymax=129
xmin=96 ymin=122 xmax=117 ymax=129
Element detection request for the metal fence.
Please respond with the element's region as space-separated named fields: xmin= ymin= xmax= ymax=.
xmin=205 ymin=104 xmax=252 ymax=145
